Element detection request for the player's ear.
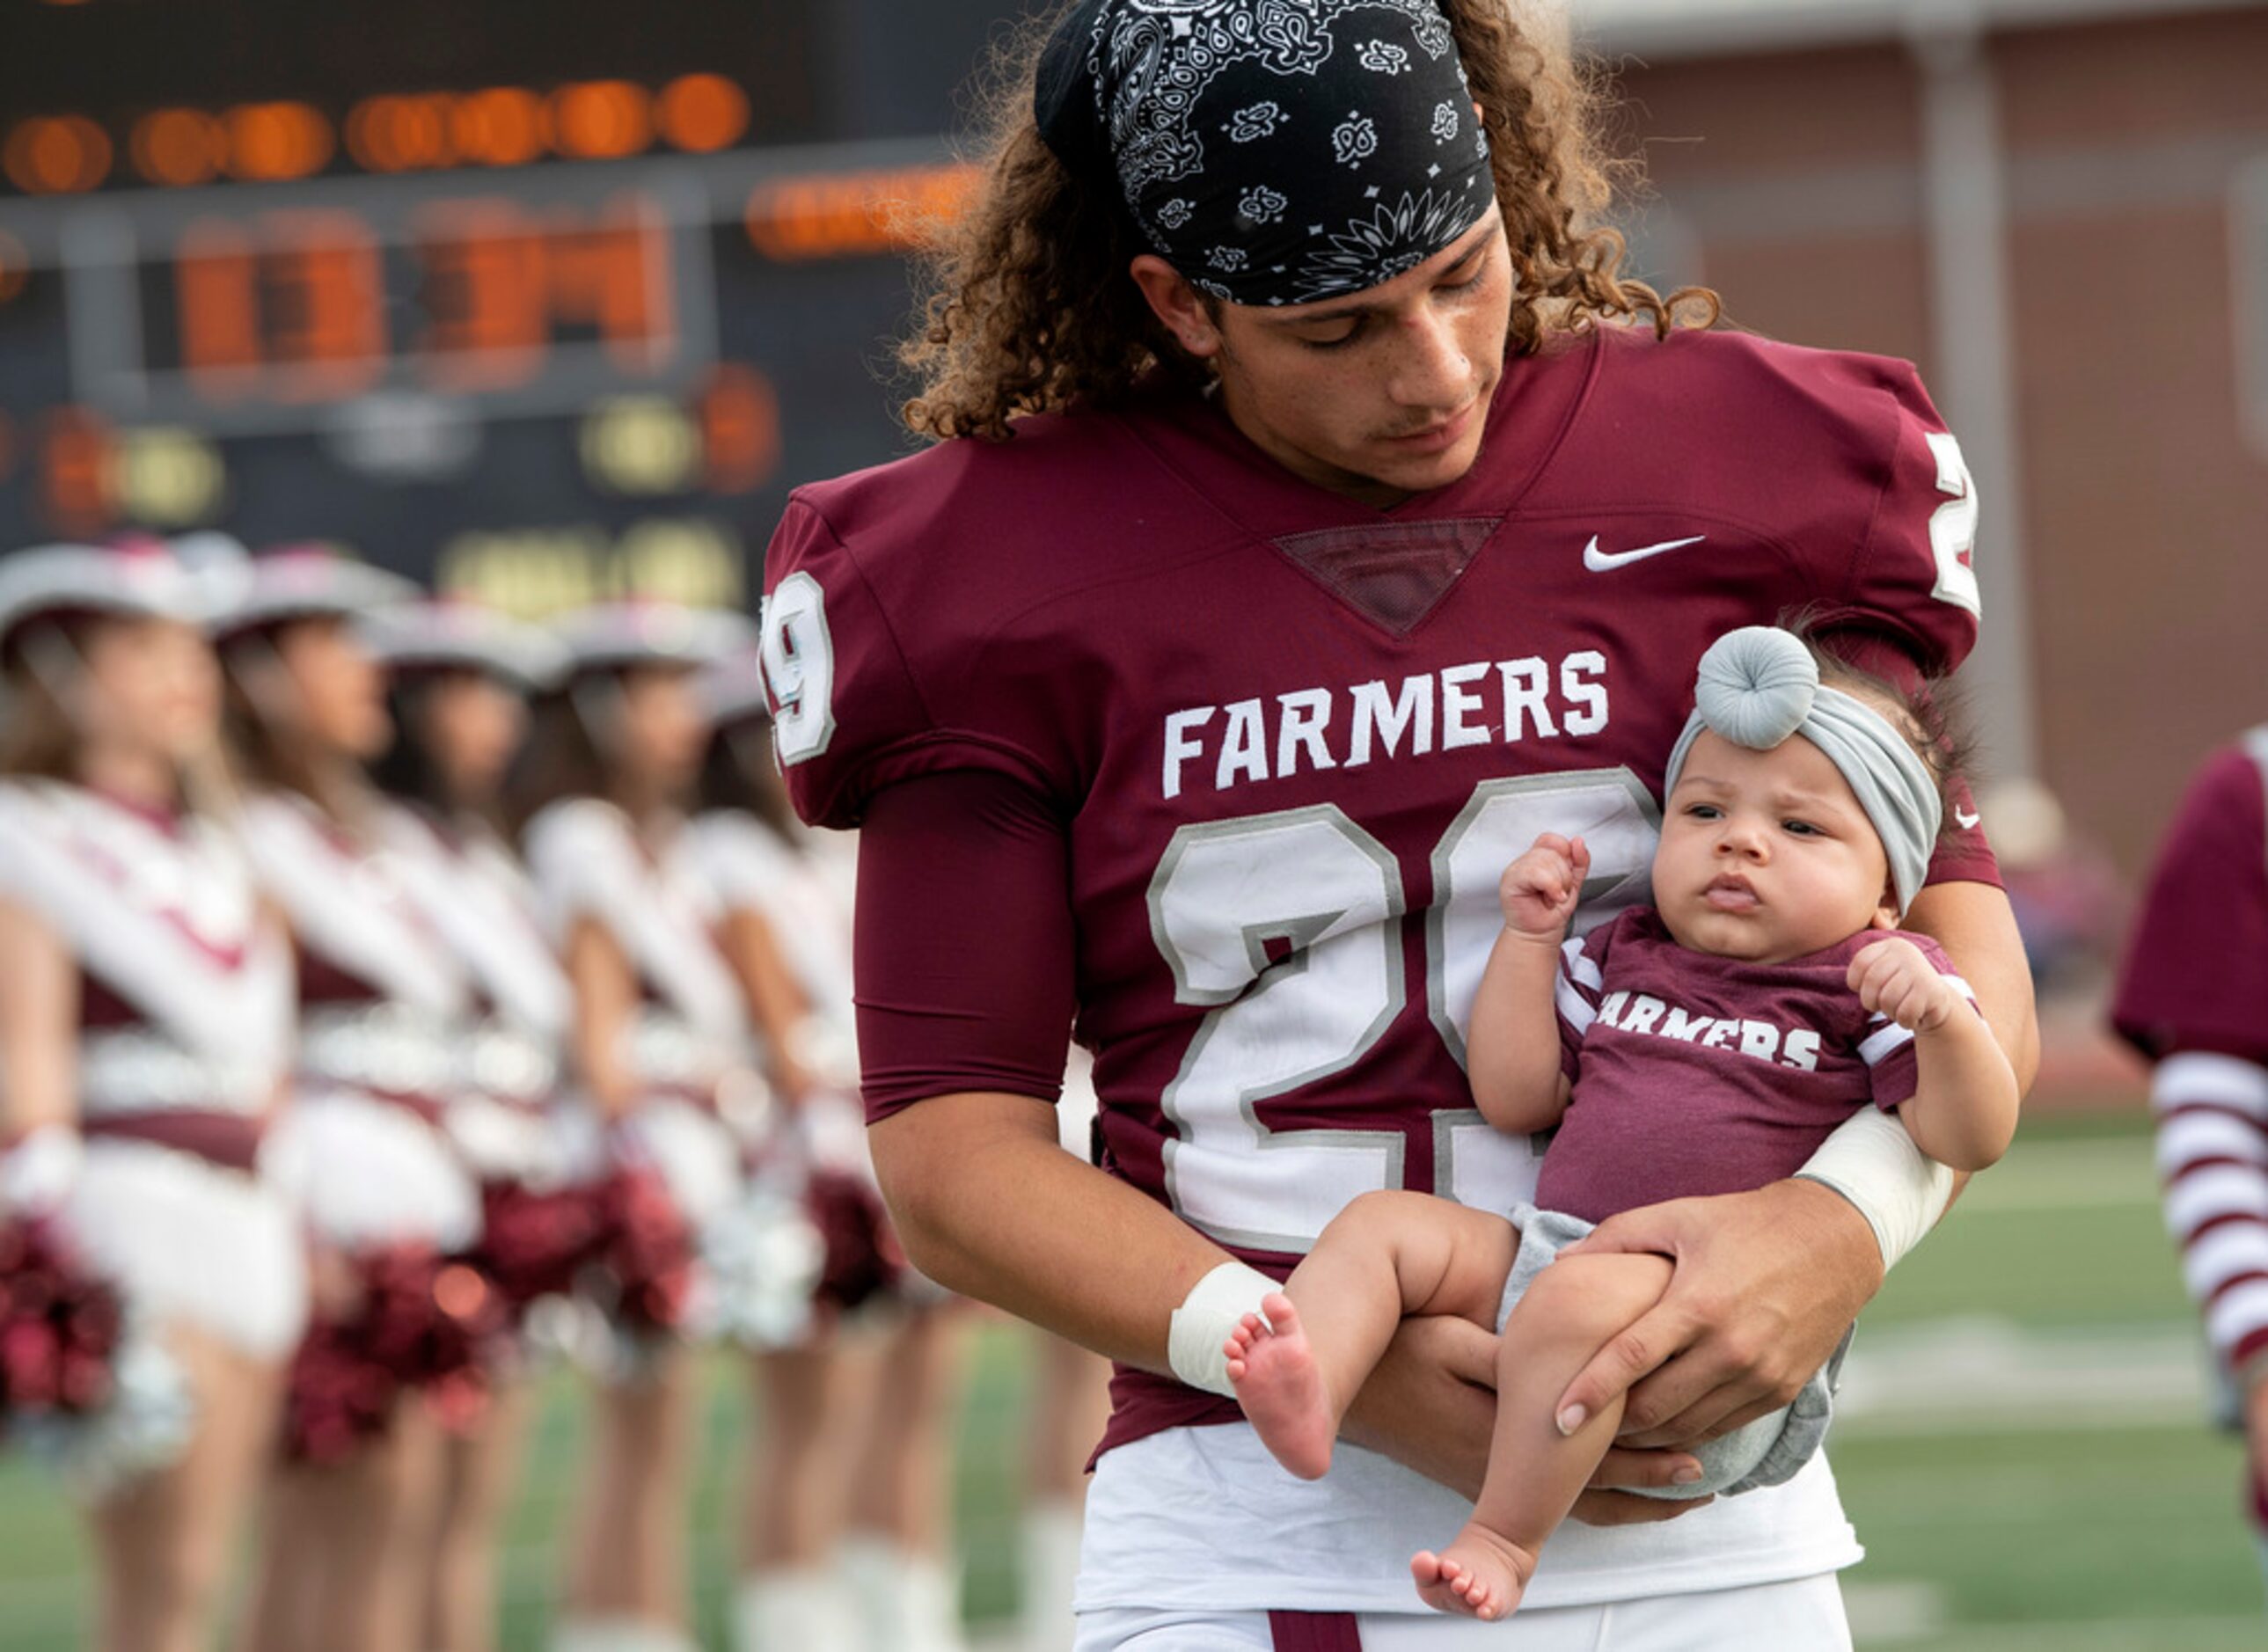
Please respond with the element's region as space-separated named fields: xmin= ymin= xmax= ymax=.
xmin=1129 ymin=255 xmax=1222 ymax=360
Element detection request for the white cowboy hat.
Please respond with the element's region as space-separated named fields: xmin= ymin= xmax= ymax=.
xmin=0 ymin=537 xmax=243 ymax=655
xmin=208 ymin=543 xmax=419 ymax=641
xmin=358 ymin=601 xmax=567 ymax=693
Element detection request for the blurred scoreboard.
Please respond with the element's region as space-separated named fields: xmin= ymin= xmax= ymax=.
xmin=0 ymin=0 xmax=1012 ymax=614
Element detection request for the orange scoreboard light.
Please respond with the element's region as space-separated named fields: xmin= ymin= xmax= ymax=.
xmin=0 ymin=0 xmax=1024 ymax=603
xmin=0 ymin=0 xmax=1038 ymax=603
xmin=13 ymin=162 xmax=723 ymax=433
xmin=159 ymin=191 xmax=679 ymax=412
xmin=0 ymin=129 xmax=973 ymax=588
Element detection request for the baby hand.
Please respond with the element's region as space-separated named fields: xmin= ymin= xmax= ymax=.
xmin=1847 ymin=938 xmax=1959 ymax=1034
xmin=1499 ymin=834 xmax=1590 ymax=939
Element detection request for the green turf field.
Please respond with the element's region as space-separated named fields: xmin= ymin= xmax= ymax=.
xmin=0 ymin=1112 xmax=2257 ymax=1649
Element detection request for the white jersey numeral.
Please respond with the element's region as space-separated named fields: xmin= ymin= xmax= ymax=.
xmin=760 ymin=571 xmax=838 ymax=766
xmin=1150 ymin=807 xmax=1409 ymax=1254
xmin=1924 ymin=430 xmax=1981 ymax=617
xmin=1424 ymin=771 xmax=1661 ymax=1211
xmin=1147 ymin=770 xmax=1658 ymax=1251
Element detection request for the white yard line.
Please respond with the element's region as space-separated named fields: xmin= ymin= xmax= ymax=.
xmin=1962 ymin=1137 xmax=2160 ymax=1215
xmin=1836 ymin=1316 xmax=2209 ymax=1434
xmin=1845 ymin=1579 xmax=1950 ymax=1641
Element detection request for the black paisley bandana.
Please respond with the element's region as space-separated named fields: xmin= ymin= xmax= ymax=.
xmin=1035 ymin=0 xmax=1495 ymax=308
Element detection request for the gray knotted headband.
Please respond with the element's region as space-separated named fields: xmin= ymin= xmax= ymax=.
xmin=1663 ymin=627 xmax=1942 ymax=914
xmin=1034 ymin=0 xmax=1496 ymax=307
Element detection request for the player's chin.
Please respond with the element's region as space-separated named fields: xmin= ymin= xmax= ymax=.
xmin=1366 ymin=427 xmax=1487 ymax=493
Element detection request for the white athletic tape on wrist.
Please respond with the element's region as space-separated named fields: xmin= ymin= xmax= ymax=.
xmin=0 ymin=1124 xmax=82 ymax=1219
xmin=1167 ymin=1261 xmax=1279 ymax=1398
xmin=1797 ymin=1106 xmax=1955 ymax=1271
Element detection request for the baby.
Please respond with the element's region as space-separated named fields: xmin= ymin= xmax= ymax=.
xmin=1219 ymin=625 xmax=2021 ymax=1621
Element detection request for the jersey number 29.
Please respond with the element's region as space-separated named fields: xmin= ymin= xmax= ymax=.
xmin=1146 ymin=772 xmax=1660 ymax=1254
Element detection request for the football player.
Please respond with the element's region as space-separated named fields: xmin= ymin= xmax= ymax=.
xmin=2112 ymin=730 xmax=2268 ymax=1597
xmin=762 ymin=3 xmax=2039 ymax=1646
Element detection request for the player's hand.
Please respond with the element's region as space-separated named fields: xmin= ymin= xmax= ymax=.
xmin=1848 ymin=938 xmax=1959 ymax=1034
xmin=1339 ymin=1295 xmax=1705 ymax=1517
xmin=1550 ymin=1180 xmax=1879 ymax=1451
xmin=1569 ymin=1479 xmax=1715 ymax=1527
xmin=1498 ymin=834 xmax=1590 ymax=939
xmin=1340 ymin=1313 xmax=1502 ymax=1500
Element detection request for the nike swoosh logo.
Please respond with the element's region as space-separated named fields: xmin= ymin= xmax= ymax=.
xmin=1955 ymin=808 xmax=1982 ymax=830
xmin=1583 ymin=534 xmax=1707 ymax=572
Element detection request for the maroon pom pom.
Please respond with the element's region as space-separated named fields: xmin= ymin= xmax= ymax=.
xmin=582 ymin=1166 xmax=698 ymax=1338
xmin=280 ymin=1241 xmax=513 ymax=1464
xmin=0 ymin=1218 xmax=126 ymax=1430
xmin=473 ymin=1180 xmax=613 ymax=1313
xmin=804 ymin=1170 xmax=905 ymax=1318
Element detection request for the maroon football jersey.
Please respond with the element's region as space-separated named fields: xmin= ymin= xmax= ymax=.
xmin=763 ymin=325 xmax=1997 ymax=1451
xmin=2113 ymin=734 xmax=2268 ymax=1392
xmin=1540 ymin=910 xmax=1971 ymax=1224
xmin=2114 ymin=733 xmax=2268 ymax=1066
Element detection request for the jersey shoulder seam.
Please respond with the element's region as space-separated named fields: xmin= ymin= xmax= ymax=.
xmin=788 ymin=493 xmax=941 ymax=736
xmin=786 ymin=494 xmax=1069 ymax=813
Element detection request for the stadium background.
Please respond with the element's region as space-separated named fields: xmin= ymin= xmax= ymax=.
xmin=1 ymin=0 xmax=2264 ymax=1644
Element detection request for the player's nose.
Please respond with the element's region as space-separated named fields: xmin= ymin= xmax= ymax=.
xmin=1384 ymin=307 xmax=1472 ymax=410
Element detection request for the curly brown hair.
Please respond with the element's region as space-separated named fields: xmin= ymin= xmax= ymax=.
xmin=899 ymin=1 xmax=1718 ymax=442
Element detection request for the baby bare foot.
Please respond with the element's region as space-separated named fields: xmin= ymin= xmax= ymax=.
xmin=1222 ymin=1292 xmax=1337 ymax=1480
xmin=1410 ymin=1523 xmax=1538 ymax=1622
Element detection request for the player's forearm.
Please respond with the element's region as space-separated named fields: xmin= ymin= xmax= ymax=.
xmin=1902 ymin=881 xmax=2039 ymax=1093
xmin=869 ymin=1090 xmax=1233 ymax=1371
xmin=1467 ymin=928 xmax=1571 ymax=1133
xmin=1899 ymin=1013 xmax=2020 ymax=1172
xmin=1340 ymin=1312 xmax=1501 ymax=1499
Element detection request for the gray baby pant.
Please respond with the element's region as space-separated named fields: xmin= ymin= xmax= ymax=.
xmin=1500 ymin=1203 xmax=1850 ymax=1500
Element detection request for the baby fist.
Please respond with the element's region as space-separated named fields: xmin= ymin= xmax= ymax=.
xmin=1499 ymin=834 xmax=1591 ymax=939
xmin=1847 ymin=938 xmax=1956 ymax=1034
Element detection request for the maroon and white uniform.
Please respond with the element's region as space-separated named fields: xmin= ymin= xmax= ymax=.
xmin=691 ymin=810 xmax=861 ymax=1093
xmin=525 ymin=799 xmax=756 ymax=1228
xmin=688 ymin=808 xmax=877 ymax=1168
xmin=764 ymin=327 xmax=1997 ymax=1614
xmin=248 ymin=793 xmax=482 ymax=1255
xmin=379 ymin=805 xmax=571 ymax=1184
xmin=691 ymin=807 xmax=1103 ymax=1163
xmin=0 ymin=781 xmax=305 ymax=1356
xmin=1543 ymin=911 xmax=1977 ymax=1222
xmin=2113 ymin=730 xmax=2268 ymax=1393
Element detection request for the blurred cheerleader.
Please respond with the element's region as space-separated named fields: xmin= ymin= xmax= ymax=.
xmin=691 ymin=662 xmax=976 ymax=1652
xmin=513 ymin=604 xmax=757 ymax=1652
xmin=0 ymin=542 xmax=305 ymax=1652
xmin=362 ymin=602 xmax=574 ymax=1652
xmin=216 ymin=551 xmax=487 ymax=1652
